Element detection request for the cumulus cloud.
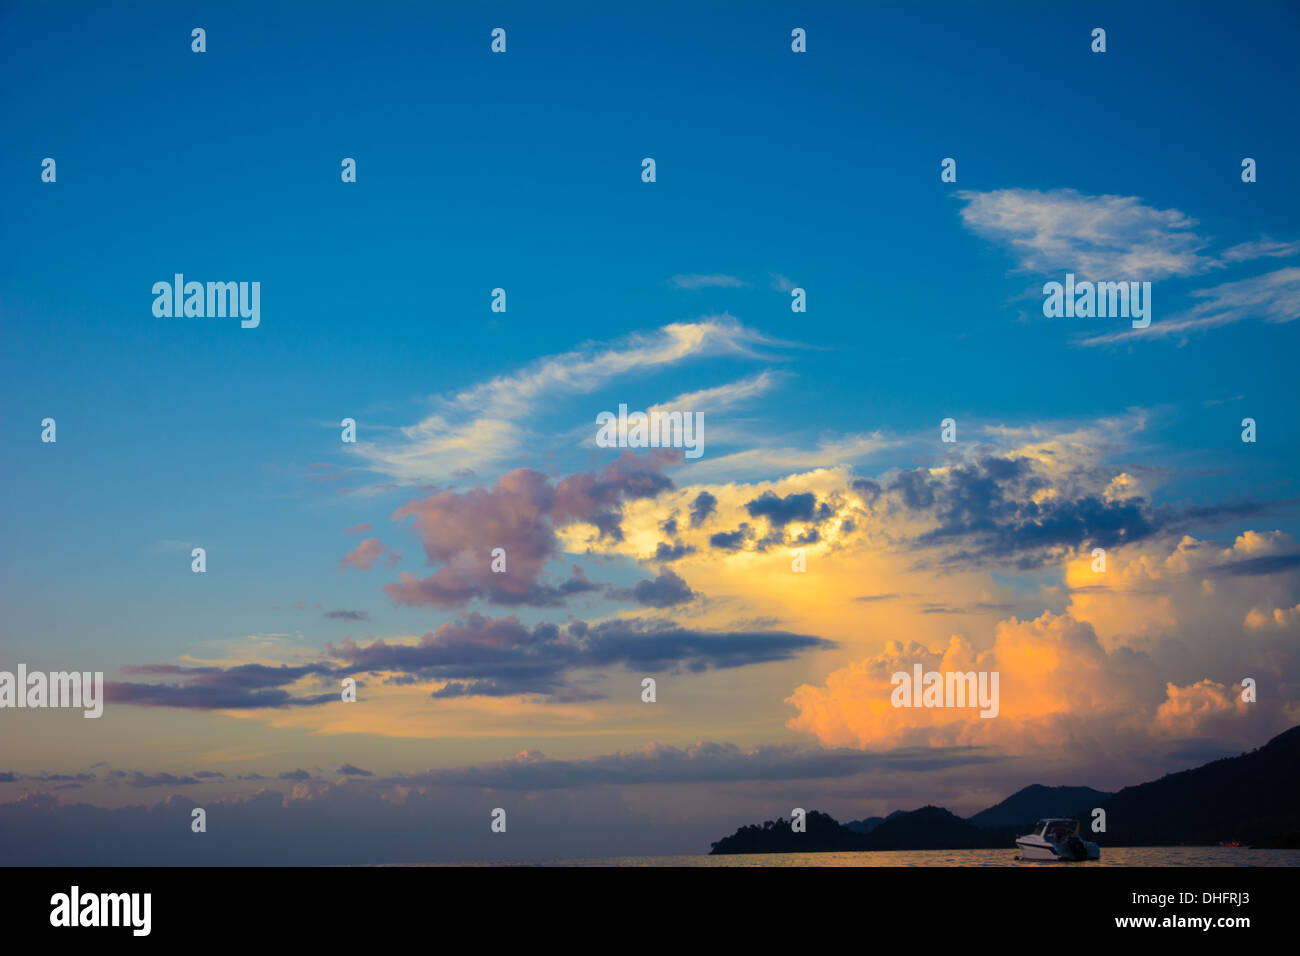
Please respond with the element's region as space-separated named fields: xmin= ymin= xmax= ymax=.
xmin=786 ymin=520 xmax=1300 ymax=760
xmin=382 ymin=455 xmax=676 ymax=609
xmin=340 ymin=538 xmax=390 ymax=571
xmin=786 ymin=607 xmax=1291 ymax=756
xmin=627 ymin=567 xmax=696 ymax=607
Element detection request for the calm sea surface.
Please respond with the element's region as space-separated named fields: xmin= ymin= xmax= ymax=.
xmin=404 ymin=847 xmax=1300 ymax=867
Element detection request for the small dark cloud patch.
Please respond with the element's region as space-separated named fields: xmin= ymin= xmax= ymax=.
xmin=337 ymin=765 xmax=372 ymax=777
xmin=745 ymin=491 xmax=817 ymax=528
xmin=324 ymin=609 xmax=370 ymax=621
xmin=654 ymin=540 xmax=694 ymax=562
xmin=631 ymin=567 xmax=696 ymax=608
xmin=710 ymin=525 xmax=750 ymax=551
xmin=690 ymin=491 xmax=717 ymax=526
xmin=279 ymin=769 xmax=312 ymax=782
xmin=107 ymin=663 xmax=343 ymax=711
xmin=851 ymin=478 xmax=882 ymax=501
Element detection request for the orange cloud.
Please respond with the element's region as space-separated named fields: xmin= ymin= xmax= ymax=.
xmin=786 ymin=611 xmax=1138 ymax=751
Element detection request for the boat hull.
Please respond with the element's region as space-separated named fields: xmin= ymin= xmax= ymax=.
xmin=1016 ymin=838 xmax=1063 ymax=861
xmin=1016 ymin=837 xmax=1100 ymax=861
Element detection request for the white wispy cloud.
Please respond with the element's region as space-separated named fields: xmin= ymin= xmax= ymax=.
xmin=956 ymin=188 xmax=1212 ymax=280
xmin=648 ymin=370 xmax=783 ymax=416
xmin=957 ymin=188 xmax=1299 ymax=346
xmin=1077 ymin=267 xmax=1300 ymax=346
xmin=1218 ymin=238 xmax=1300 ymax=263
xmin=350 ymin=318 xmax=793 ymax=482
xmin=669 ymin=274 xmax=748 ymax=290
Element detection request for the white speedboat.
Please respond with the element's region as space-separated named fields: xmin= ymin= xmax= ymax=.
xmin=1015 ymin=818 xmax=1100 ymax=861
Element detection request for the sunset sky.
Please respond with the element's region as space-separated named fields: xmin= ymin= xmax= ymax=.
xmin=2 ymin=0 xmax=1299 ymax=863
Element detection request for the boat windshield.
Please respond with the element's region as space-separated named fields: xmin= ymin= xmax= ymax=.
xmin=1045 ymin=821 xmax=1077 ymax=840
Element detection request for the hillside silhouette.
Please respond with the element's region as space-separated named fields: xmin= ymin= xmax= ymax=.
xmin=968 ymin=784 xmax=1112 ymax=829
xmin=710 ymin=724 xmax=1300 ymax=854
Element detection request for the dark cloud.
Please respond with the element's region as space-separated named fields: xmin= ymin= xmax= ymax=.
xmin=338 ymin=765 xmax=372 ymax=777
xmin=280 ymin=769 xmax=312 ymax=782
xmin=710 ymin=525 xmax=750 ymax=551
xmin=329 ymin=613 xmax=832 ymax=700
xmin=851 ymin=478 xmax=882 ymax=501
xmin=107 ymin=598 xmax=830 ymax=709
xmin=630 ymin=567 xmax=695 ymax=608
xmin=106 ymin=663 xmax=341 ymax=710
xmin=572 ymin=618 xmax=832 ymax=673
xmin=874 ymin=455 xmax=1298 ymax=570
xmin=654 ymin=540 xmax=694 ymax=562
xmin=689 ymin=491 xmax=717 ymax=526
xmin=885 ymin=456 xmax=1156 ymax=568
xmin=324 ymin=609 xmax=371 ymax=621
xmin=745 ymin=491 xmax=818 ymax=528
xmin=1209 ymin=552 xmax=1300 ymax=576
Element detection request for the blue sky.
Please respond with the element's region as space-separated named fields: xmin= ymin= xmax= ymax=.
xmin=2 ymin=1 xmax=1298 ymax=862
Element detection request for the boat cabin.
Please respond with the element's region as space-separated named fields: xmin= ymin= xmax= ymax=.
xmin=1034 ymin=819 xmax=1080 ymax=841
